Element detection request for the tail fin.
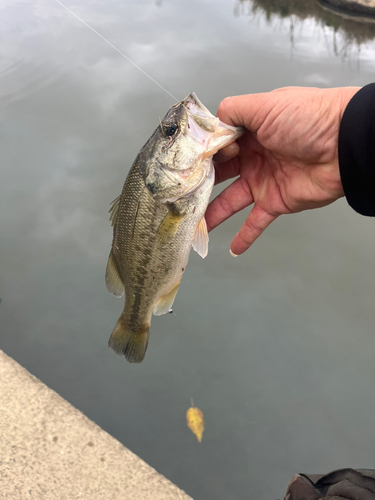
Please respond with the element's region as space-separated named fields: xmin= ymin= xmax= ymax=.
xmin=108 ymin=313 xmax=150 ymax=363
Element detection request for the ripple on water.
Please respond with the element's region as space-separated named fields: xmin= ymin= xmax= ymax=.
xmin=0 ymin=0 xmax=75 ymax=107
xmin=0 ymin=55 xmax=64 ymax=107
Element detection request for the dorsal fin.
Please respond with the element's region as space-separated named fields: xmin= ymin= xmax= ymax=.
xmin=108 ymin=195 xmax=121 ymax=227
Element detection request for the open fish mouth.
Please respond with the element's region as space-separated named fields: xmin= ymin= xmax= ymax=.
xmin=182 ymin=92 xmax=244 ymax=158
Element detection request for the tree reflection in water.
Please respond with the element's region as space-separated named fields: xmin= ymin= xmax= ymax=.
xmin=236 ymin=0 xmax=375 ymax=62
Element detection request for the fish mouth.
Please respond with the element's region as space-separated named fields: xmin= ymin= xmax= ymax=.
xmin=183 ymin=93 xmax=212 ymax=119
xmin=181 ymin=93 xmax=244 ymax=157
xmin=183 ymin=93 xmax=217 ymax=133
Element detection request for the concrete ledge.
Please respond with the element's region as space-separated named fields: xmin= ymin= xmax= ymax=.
xmin=0 ymin=350 xmax=192 ymax=500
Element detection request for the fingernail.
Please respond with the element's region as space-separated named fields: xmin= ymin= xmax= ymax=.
xmin=229 ymin=249 xmax=238 ymax=257
xmin=221 ymin=145 xmax=239 ymax=157
xmin=229 ymin=144 xmax=239 ymax=152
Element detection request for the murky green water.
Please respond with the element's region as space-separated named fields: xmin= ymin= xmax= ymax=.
xmin=2 ymin=1 xmax=375 ymax=498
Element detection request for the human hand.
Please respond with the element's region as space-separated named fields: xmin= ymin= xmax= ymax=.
xmin=205 ymin=86 xmax=360 ymax=255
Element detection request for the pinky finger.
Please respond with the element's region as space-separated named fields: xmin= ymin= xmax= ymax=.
xmin=230 ymin=204 xmax=278 ymax=256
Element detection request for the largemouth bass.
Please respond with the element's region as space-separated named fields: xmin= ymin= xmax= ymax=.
xmin=106 ymin=93 xmax=244 ymax=363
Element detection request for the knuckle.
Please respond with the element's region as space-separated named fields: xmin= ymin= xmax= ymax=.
xmin=217 ymin=193 xmax=236 ymax=218
xmin=239 ymin=177 xmax=252 ymax=198
xmin=243 ymin=217 xmax=263 ymax=236
xmin=237 ymin=231 xmax=251 ymax=245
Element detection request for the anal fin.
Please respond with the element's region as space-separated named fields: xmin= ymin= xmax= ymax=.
xmin=105 ymin=249 xmax=125 ymax=297
xmin=192 ymin=216 xmax=209 ymax=258
xmin=153 ymin=280 xmax=181 ymax=316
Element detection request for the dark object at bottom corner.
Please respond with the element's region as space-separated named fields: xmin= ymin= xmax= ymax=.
xmin=284 ymin=468 xmax=375 ymax=500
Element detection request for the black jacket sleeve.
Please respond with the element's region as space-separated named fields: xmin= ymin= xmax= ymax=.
xmin=338 ymin=83 xmax=375 ymax=216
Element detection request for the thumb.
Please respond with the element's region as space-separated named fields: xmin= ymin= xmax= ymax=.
xmin=216 ymin=93 xmax=273 ymax=132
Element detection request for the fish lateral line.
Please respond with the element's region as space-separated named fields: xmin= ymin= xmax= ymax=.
xmin=131 ymin=200 xmax=140 ymax=240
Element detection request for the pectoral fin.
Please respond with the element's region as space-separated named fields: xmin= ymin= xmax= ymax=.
xmin=105 ymin=249 xmax=125 ymax=297
xmin=153 ymin=280 xmax=181 ymax=316
xmin=192 ymin=217 xmax=209 ymax=258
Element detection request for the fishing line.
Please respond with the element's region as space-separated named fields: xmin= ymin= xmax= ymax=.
xmin=53 ymin=0 xmax=179 ymax=102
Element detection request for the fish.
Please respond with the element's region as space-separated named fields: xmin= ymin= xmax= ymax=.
xmin=105 ymin=93 xmax=244 ymax=363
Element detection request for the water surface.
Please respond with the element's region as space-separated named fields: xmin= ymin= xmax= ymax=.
xmin=1 ymin=1 xmax=375 ymax=499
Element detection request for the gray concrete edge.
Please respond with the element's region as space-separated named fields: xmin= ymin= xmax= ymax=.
xmin=0 ymin=350 xmax=192 ymax=500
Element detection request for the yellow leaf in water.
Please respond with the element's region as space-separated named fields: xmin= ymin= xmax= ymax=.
xmin=186 ymin=404 xmax=204 ymax=443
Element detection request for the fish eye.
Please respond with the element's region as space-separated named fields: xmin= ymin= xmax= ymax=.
xmin=165 ymin=124 xmax=178 ymax=137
